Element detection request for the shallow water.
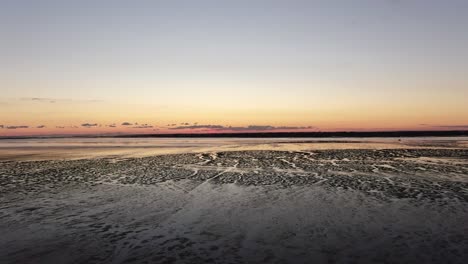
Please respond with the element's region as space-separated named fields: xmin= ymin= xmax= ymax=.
xmin=1 ymin=136 xmax=467 ymax=161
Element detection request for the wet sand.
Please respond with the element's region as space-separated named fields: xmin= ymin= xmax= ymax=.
xmin=1 ymin=143 xmax=468 ymax=263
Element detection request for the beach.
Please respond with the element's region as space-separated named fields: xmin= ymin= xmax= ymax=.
xmin=1 ymin=138 xmax=467 ymax=263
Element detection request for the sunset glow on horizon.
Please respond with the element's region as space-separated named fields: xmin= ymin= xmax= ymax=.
xmin=1 ymin=0 xmax=468 ymax=137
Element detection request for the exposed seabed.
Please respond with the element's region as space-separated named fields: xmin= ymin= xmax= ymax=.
xmin=1 ymin=149 xmax=467 ymax=263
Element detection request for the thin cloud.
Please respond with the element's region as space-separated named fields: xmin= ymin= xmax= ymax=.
xmin=28 ymin=97 xmax=56 ymax=103
xmin=169 ymin=124 xmax=315 ymax=131
xmin=121 ymin=122 xmax=133 ymax=126
xmin=227 ymin=125 xmax=315 ymax=131
xmin=169 ymin=124 xmax=224 ymax=130
xmin=0 ymin=125 xmax=3 ymax=129
xmin=6 ymin=125 xmax=29 ymax=129
xmin=108 ymin=124 xmax=117 ymax=128
xmin=435 ymin=125 xmax=468 ymax=129
xmin=81 ymin=123 xmax=98 ymax=128
xmin=22 ymin=97 xmax=102 ymax=103
xmin=56 ymin=126 xmax=65 ymax=129
xmin=419 ymin=124 xmax=468 ymax=129
xmin=36 ymin=125 xmax=46 ymax=128
xmin=235 ymin=125 xmax=277 ymax=131
xmin=277 ymin=126 xmax=315 ymax=129
xmin=132 ymin=124 xmax=153 ymax=129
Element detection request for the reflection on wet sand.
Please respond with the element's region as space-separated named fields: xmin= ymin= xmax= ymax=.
xmin=1 ymin=137 xmax=467 ymax=161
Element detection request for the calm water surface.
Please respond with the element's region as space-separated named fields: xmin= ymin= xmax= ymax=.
xmin=0 ymin=137 xmax=467 ymax=161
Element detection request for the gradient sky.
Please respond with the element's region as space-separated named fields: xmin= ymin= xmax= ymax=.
xmin=1 ymin=0 xmax=468 ymax=136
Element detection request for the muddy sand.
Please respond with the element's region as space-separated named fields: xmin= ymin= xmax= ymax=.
xmin=1 ymin=148 xmax=468 ymax=263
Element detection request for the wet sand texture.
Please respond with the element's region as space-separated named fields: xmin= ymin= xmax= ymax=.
xmin=1 ymin=149 xmax=467 ymax=263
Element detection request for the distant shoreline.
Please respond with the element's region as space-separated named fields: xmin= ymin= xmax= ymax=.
xmin=1 ymin=130 xmax=468 ymax=140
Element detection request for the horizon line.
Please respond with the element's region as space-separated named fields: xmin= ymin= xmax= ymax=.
xmin=1 ymin=130 xmax=467 ymax=140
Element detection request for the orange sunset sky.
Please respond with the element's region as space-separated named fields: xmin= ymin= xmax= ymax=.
xmin=1 ymin=1 xmax=467 ymax=136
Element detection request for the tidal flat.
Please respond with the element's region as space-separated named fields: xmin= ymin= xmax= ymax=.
xmin=1 ymin=139 xmax=468 ymax=263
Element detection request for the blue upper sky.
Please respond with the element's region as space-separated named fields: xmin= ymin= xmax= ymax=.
xmin=1 ymin=0 xmax=467 ymax=134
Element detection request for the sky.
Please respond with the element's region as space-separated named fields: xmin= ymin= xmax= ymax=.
xmin=1 ymin=0 xmax=467 ymax=136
